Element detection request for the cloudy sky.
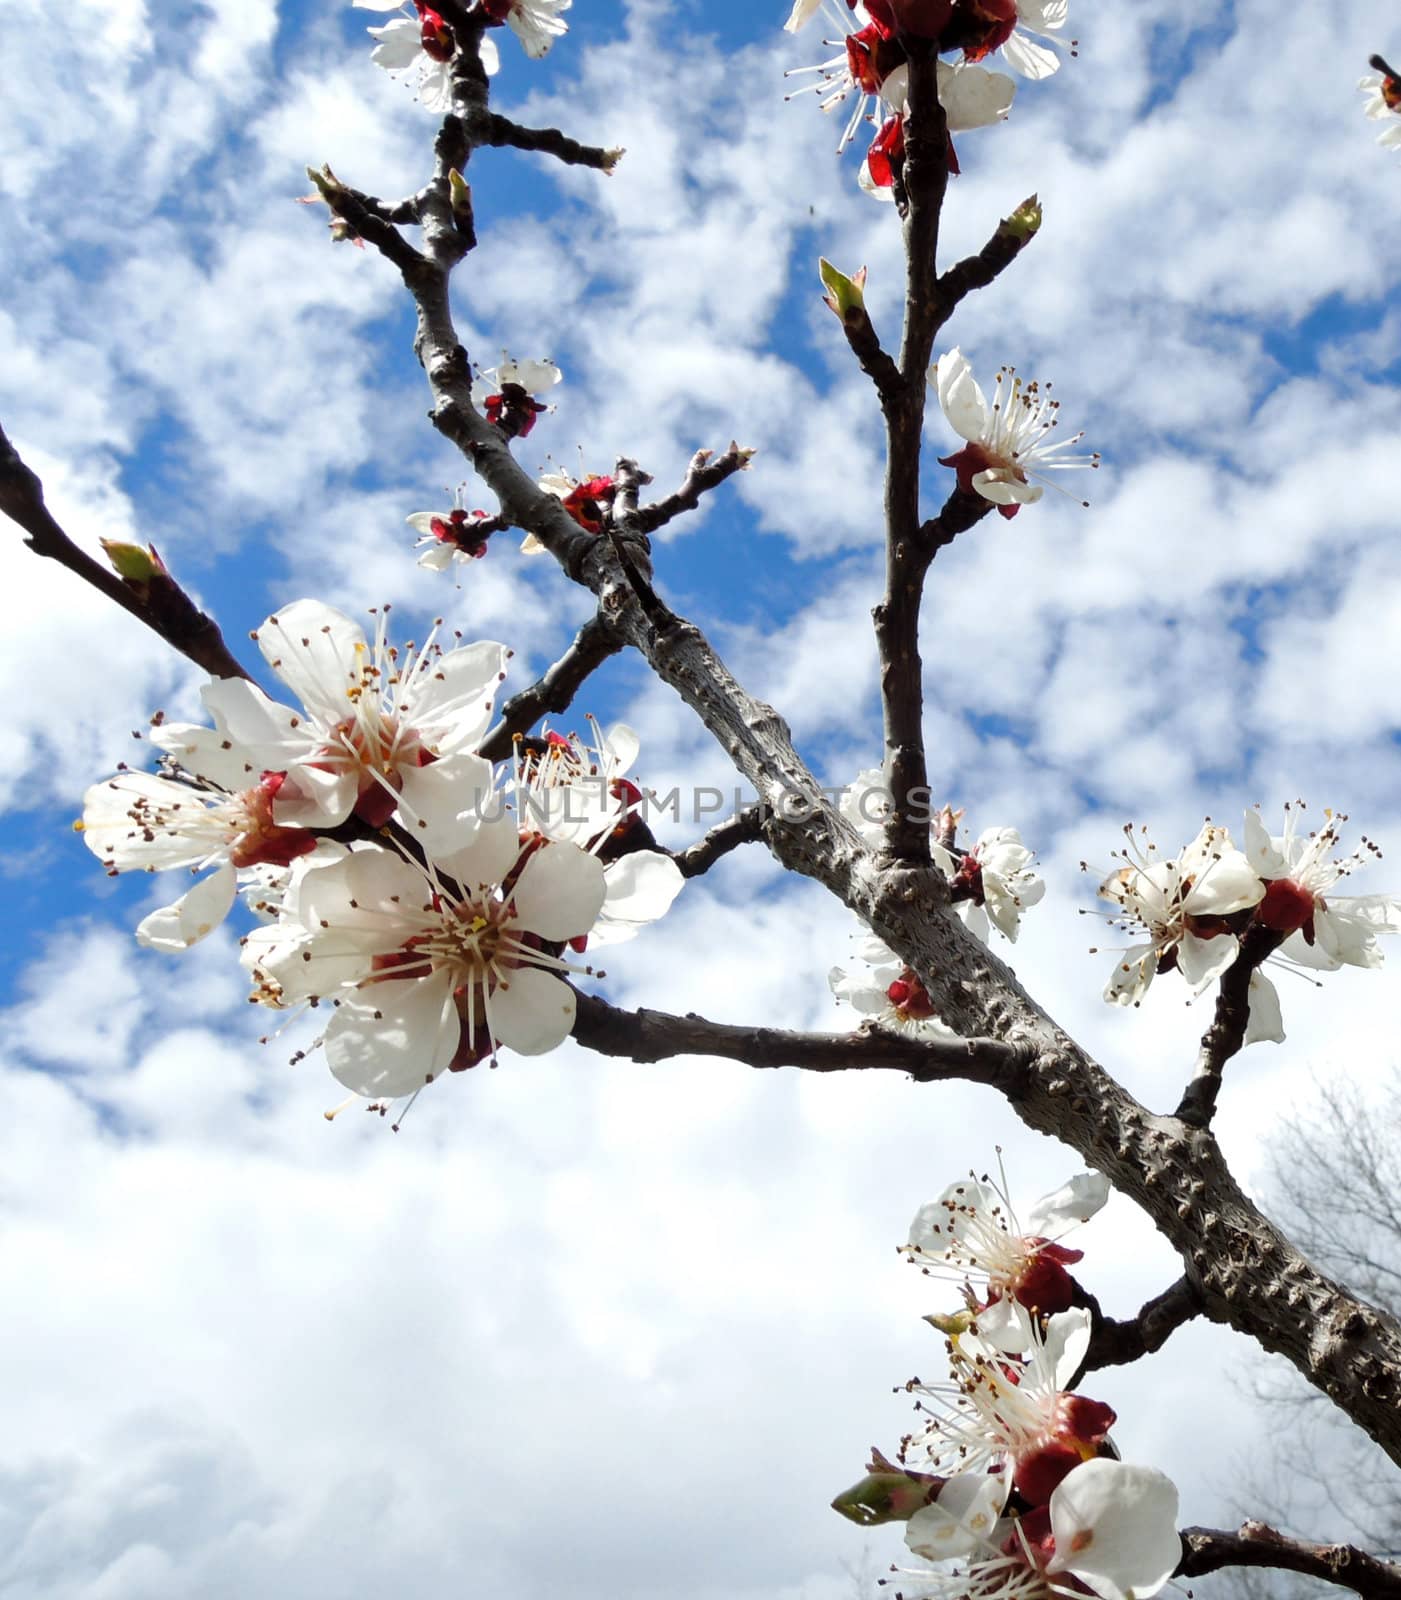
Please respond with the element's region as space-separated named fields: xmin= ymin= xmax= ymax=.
xmin=4 ymin=1 xmax=1401 ymax=1595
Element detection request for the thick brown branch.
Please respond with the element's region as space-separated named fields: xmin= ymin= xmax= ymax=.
xmin=1178 ymin=1522 xmax=1401 ymax=1597
xmin=1176 ymin=923 xmax=1286 ymax=1128
xmin=672 ymin=809 xmax=765 ymax=879
xmin=571 ymin=992 xmax=1026 ymax=1086
xmin=1081 ymin=1276 xmax=1204 ymax=1371
xmin=633 ymin=443 xmax=753 ymax=534
xmin=0 ymin=422 xmax=250 ymax=682
xmin=477 ymin=613 xmax=623 ymax=762
xmin=479 ymin=112 xmax=620 ymax=171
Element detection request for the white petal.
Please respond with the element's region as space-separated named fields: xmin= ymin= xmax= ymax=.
xmin=1176 ymin=929 xmax=1239 ymax=992
xmin=487 ymin=964 xmax=575 ymax=1054
xmin=591 ymin=851 xmax=685 ymax=944
xmin=1104 ymin=944 xmax=1157 ymax=1005
xmin=135 ymin=863 xmax=237 ymax=951
xmin=784 ymin=0 xmax=823 ymax=30
xmin=405 ymin=511 xmax=444 ymax=535
xmin=80 ymin=772 xmax=223 ymax=872
xmin=417 ymin=543 xmax=456 ymax=572
xmin=271 ymin=764 xmax=358 ymax=830
xmin=479 ymin=34 xmax=500 ymax=75
xmin=255 ymin=599 xmax=366 ymax=727
xmin=497 ymin=357 xmax=562 ymax=392
xmin=1244 ymin=971 xmax=1285 ymax=1046
xmin=405 ymin=639 xmax=510 ymax=751
xmin=906 ymin=1474 xmax=1009 ymax=1559
xmin=1042 ymin=1306 xmax=1092 ymax=1389
xmin=324 ymin=971 xmax=460 ymax=1098
xmin=1047 ymin=1459 xmax=1182 ymax=1600
xmin=932 ymin=348 xmax=990 ymax=442
xmin=200 ymin=677 xmax=310 ymax=770
xmin=937 ymin=60 xmax=1016 ymax=130
xmin=972 ymin=469 xmax=1042 ymax=506
xmin=368 ymin=18 xmax=425 ymax=70
xmin=395 ymin=750 xmax=494 ymax=851
xmin=1026 ymin=1172 xmax=1110 ymax=1235
xmin=1241 ymin=809 xmax=1287 ymax=878
xmin=436 ymin=808 xmax=522 ymax=890
xmin=510 ymin=844 xmax=606 ymax=941
xmin=1001 ymin=29 xmax=1061 ymax=80
xmin=148 ymin=720 xmax=258 ymax=791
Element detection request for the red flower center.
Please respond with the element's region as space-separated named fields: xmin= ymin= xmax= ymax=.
xmin=1255 ymin=876 xmax=1318 ymax=937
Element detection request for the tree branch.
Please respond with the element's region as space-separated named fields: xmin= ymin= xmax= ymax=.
xmin=1081 ymin=1275 xmax=1204 ymax=1371
xmin=0 ymin=421 xmax=251 ymax=682
xmin=1176 ymin=923 xmax=1286 ymax=1128
xmin=1178 ymin=1522 xmax=1401 ymax=1598
xmin=877 ymin=47 xmax=950 ymax=864
xmin=366 ymin=17 xmax=1401 ymax=1471
xmin=935 ymin=197 xmax=1041 ymax=316
xmin=571 ymin=992 xmax=1027 ymax=1086
xmin=479 ymin=111 xmax=621 ymax=171
xmin=633 ymin=443 xmax=754 ymax=534
xmin=477 ymin=613 xmax=624 ymax=762
xmin=672 ymin=808 xmax=765 ymax=879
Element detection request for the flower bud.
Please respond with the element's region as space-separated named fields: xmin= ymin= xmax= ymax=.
xmin=448 ymin=167 xmax=472 ymax=218
xmin=100 ymin=539 xmax=168 ymax=583
xmin=819 ymin=258 xmax=869 ymax=321
xmin=1001 ymin=193 xmax=1043 ymax=241
xmin=831 ymin=1451 xmax=945 ymax=1525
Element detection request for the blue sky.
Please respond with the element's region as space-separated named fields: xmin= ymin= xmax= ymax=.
xmin=5 ymin=1 xmax=1401 ymax=1595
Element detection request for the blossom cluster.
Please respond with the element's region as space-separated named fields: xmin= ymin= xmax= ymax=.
xmin=1090 ymin=807 xmax=1401 ymax=1039
xmin=1359 ymin=53 xmax=1401 ymax=151
xmin=834 ymin=1168 xmax=1182 ymax=1600
xmin=784 ymin=0 xmax=1071 ymax=199
xmin=79 ymin=599 xmax=684 ymax=1114
xmin=830 ymin=773 xmax=1044 ymax=1037
xmin=354 ymin=0 xmax=570 ymax=108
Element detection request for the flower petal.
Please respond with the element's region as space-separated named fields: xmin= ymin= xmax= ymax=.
xmin=136 ymin=863 xmax=237 ymax=951
xmin=932 ymin=348 xmax=991 ymax=443
xmin=510 ymin=843 xmax=606 ymax=941
xmin=1047 ymin=1459 xmax=1182 ymax=1600
xmin=486 ymin=964 xmax=576 ymax=1055
xmin=255 ymin=599 xmax=366 ymax=727
xmin=324 ymin=970 xmax=460 ymax=1099
xmin=1026 ymin=1172 xmax=1110 ymax=1235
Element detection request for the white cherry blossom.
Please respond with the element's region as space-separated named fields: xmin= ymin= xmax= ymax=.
xmin=930 ymin=348 xmax=1099 ymax=517
xmin=934 ymin=825 xmax=1045 ymax=943
xmin=1096 ymin=821 xmax=1264 ymax=1005
xmin=897 ymin=1458 xmax=1180 ymax=1600
xmin=783 ymin=0 xmax=907 ymax=154
xmin=904 ymin=1306 xmax=1112 ymax=1505
xmin=352 ymin=1 xmax=500 ymax=105
xmin=242 ymin=819 xmax=606 ymax=1099
xmin=989 ymin=0 xmax=1074 ymax=81
xmin=905 ymin=1169 xmax=1108 ymax=1347
xmin=201 ymin=600 xmax=509 ymax=851
xmin=78 ymin=717 xmax=324 ymax=951
xmin=1242 ymin=805 xmax=1401 ymax=972
xmin=1359 ymin=63 xmax=1401 ymax=150
xmin=829 ymin=959 xmax=961 ymax=1042
xmin=484 ymin=0 xmax=571 ymax=59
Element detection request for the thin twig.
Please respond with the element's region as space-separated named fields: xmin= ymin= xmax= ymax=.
xmin=477 ymin=613 xmax=623 ymax=762
xmin=1080 ymin=1276 xmax=1204 ymax=1372
xmin=480 ymin=112 xmax=621 ymax=172
xmin=0 ymin=421 xmax=251 ymax=682
xmin=1178 ymin=1522 xmax=1401 ymax=1598
xmin=633 ymin=443 xmax=754 ymax=534
xmin=935 ymin=197 xmax=1041 ymax=316
xmin=1175 ymin=923 xmax=1286 ymax=1128
xmin=571 ymin=991 xmax=1027 ymax=1087
xmin=672 ymin=809 xmax=765 ymax=878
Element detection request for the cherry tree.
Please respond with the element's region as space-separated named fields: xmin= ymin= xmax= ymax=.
xmin=5 ymin=4 xmax=1401 ymax=1596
